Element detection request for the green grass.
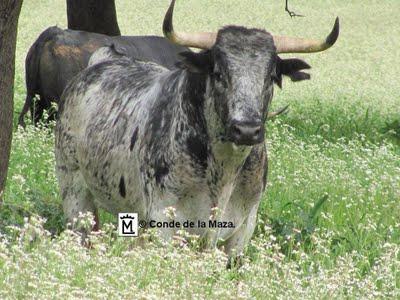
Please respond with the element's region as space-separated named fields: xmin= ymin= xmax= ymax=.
xmin=1 ymin=0 xmax=400 ymax=298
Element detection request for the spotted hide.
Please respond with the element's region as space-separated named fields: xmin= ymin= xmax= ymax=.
xmin=55 ymin=0 xmax=339 ymax=261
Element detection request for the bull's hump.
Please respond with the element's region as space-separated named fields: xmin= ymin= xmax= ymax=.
xmin=79 ymin=58 xmax=162 ymax=94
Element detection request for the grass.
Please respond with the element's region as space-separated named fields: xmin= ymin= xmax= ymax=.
xmin=1 ymin=0 xmax=400 ymax=298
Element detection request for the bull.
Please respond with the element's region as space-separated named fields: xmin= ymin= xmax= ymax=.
xmin=18 ymin=27 xmax=189 ymax=127
xmin=55 ymin=0 xmax=339 ymax=263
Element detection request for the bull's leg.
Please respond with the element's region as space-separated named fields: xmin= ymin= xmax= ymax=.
xmin=57 ymin=166 xmax=99 ymax=234
xmin=222 ymin=144 xmax=267 ymax=266
xmin=30 ymin=95 xmax=44 ymax=125
xmin=47 ymin=99 xmax=58 ymax=123
xmin=31 ymin=96 xmax=53 ymax=125
xmin=224 ymin=205 xmax=259 ymax=268
xmin=48 ymin=108 xmax=58 ymax=122
xmin=18 ymin=93 xmax=36 ymax=128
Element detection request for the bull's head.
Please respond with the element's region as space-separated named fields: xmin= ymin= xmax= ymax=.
xmin=163 ymin=0 xmax=339 ymax=146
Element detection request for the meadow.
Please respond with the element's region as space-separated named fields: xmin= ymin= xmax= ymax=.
xmin=1 ymin=0 xmax=400 ymax=298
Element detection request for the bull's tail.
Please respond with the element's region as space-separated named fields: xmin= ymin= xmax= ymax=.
xmin=19 ymin=26 xmax=63 ymax=127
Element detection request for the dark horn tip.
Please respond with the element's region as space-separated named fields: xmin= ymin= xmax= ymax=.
xmin=326 ymin=17 xmax=340 ymax=46
xmin=162 ymin=0 xmax=176 ymax=37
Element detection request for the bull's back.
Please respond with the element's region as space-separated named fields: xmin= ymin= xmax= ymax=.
xmin=60 ymin=58 xmax=168 ymax=135
xmin=48 ymin=30 xmax=112 ymax=99
xmin=114 ymin=36 xmax=188 ymax=70
xmin=28 ymin=27 xmax=111 ymax=100
xmin=57 ymin=59 xmax=167 ymax=157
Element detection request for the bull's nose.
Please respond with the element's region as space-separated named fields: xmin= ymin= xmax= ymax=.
xmin=229 ymin=120 xmax=264 ymax=146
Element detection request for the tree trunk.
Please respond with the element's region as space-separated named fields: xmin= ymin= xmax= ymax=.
xmin=66 ymin=0 xmax=121 ymax=36
xmin=0 ymin=0 xmax=23 ymax=202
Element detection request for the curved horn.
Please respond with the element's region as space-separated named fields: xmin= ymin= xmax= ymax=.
xmin=267 ymin=105 xmax=290 ymax=119
xmin=163 ymin=0 xmax=217 ymax=49
xmin=163 ymin=0 xmax=339 ymax=53
xmin=273 ymin=17 xmax=340 ymax=53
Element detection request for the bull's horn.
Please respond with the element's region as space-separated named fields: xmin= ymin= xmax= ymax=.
xmin=273 ymin=17 xmax=339 ymax=53
xmin=163 ymin=0 xmax=217 ymax=49
xmin=163 ymin=0 xmax=339 ymax=53
xmin=267 ymin=105 xmax=289 ymax=118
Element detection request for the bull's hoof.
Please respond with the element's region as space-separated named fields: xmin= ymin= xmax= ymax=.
xmin=17 ymin=118 xmax=26 ymax=129
xmin=226 ymin=255 xmax=244 ymax=269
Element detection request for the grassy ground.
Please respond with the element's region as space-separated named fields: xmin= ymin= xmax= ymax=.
xmin=1 ymin=0 xmax=400 ymax=298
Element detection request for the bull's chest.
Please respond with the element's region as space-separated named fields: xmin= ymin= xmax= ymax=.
xmin=146 ymin=145 xmax=249 ymax=241
xmin=148 ymin=176 xmax=239 ymax=241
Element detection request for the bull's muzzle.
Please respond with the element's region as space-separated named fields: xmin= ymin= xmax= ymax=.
xmin=228 ymin=120 xmax=264 ymax=146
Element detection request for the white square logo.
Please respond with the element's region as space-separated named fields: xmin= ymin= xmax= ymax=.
xmin=118 ymin=213 xmax=138 ymax=237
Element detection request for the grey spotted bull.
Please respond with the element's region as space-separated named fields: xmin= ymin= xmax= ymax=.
xmin=55 ymin=0 xmax=339 ymax=259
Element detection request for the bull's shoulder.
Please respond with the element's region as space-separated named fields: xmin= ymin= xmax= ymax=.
xmin=59 ymin=57 xmax=171 ymax=113
xmin=82 ymin=57 xmax=169 ymax=87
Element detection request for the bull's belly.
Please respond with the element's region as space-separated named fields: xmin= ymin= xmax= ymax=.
xmin=81 ymin=169 xmax=147 ymax=216
xmin=77 ymin=145 xmax=147 ymax=216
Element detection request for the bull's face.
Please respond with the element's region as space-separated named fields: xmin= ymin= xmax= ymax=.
xmin=163 ymin=0 xmax=339 ymax=146
xmin=210 ymin=27 xmax=277 ymax=146
xmin=180 ymin=27 xmax=311 ymax=146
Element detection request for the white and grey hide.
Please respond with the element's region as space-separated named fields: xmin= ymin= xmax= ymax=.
xmin=55 ymin=26 xmax=311 ymax=260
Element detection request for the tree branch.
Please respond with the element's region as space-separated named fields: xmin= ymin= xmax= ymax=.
xmin=285 ymin=0 xmax=304 ymax=18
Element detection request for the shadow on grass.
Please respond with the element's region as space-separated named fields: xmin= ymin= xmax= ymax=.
xmin=0 ymin=197 xmax=118 ymax=238
xmin=382 ymin=119 xmax=400 ymax=144
xmin=254 ymin=195 xmax=329 ymax=258
xmin=0 ymin=193 xmax=64 ymax=236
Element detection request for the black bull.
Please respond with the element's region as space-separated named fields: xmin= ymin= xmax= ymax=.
xmin=18 ymin=26 xmax=189 ymax=127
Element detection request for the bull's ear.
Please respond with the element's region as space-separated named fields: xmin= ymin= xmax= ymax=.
xmin=177 ymin=50 xmax=213 ymax=74
xmin=275 ymin=56 xmax=311 ymax=87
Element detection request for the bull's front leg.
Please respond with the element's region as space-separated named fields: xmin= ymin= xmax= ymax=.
xmin=222 ymin=145 xmax=267 ymax=267
xmin=56 ymin=165 xmax=99 ymax=235
xmin=224 ymin=204 xmax=260 ymax=268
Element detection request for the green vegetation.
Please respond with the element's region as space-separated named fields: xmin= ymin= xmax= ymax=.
xmin=1 ymin=0 xmax=399 ymax=298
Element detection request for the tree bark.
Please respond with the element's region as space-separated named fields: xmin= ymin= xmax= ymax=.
xmin=0 ymin=0 xmax=23 ymax=202
xmin=66 ymin=0 xmax=121 ymax=36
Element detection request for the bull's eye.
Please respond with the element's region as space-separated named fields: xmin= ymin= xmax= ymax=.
xmin=213 ymin=72 xmax=222 ymax=82
xmin=213 ymin=71 xmax=228 ymax=89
